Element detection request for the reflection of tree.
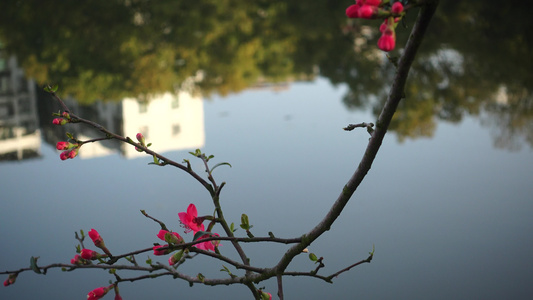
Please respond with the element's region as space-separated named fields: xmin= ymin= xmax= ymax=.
xmin=336 ymin=2 xmax=533 ymax=149
xmin=0 ymin=0 xmax=300 ymax=101
xmin=0 ymin=0 xmax=531 ymax=149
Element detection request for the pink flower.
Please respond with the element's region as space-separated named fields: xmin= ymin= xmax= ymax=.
xmin=80 ymin=249 xmax=104 ymax=260
xmin=153 ymin=245 xmax=171 ymax=256
xmin=157 ymin=230 xmax=183 ymax=244
xmin=179 ymin=204 xmax=205 ymax=233
xmin=87 ymin=286 xmax=108 ymax=300
xmin=88 ymin=229 xmax=104 ymax=247
xmin=392 ymin=2 xmax=404 ymax=14
xmin=194 ymin=233 xmax=220 ymax=252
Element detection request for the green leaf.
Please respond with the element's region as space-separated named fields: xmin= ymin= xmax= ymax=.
xmin=44 ymin=84 xmax=58 ymax=93
xmin=30 ymin=256 xmax=42 ymax=274
xmin=241 ymin=214 xmax=249 ymax=227
xmin=220 ymin=265 xmax=230 ymax=273
xmin=197 ymin=273 xmax=205 ymax=282
xmin=146 ymin=258 xmax=152 ymax=265
xmin=230 ymin=222 xmax=236 ymax=232
xmin=66 ymin=132 xmax=74 ymax=140
xmin=309 ymin=253 xmax=318 ymax=262
xmin=192 ymin=231 xmax=217 ymax=242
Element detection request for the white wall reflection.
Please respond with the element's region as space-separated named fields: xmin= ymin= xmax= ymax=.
xmin=77 ymin=91 xmax=205 ymax=159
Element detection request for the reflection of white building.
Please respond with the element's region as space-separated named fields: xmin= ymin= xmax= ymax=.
xmin=0 ymin=55 xmax=40 ymax=161
xmin=78 ymin=91 xmax=205 ymax=159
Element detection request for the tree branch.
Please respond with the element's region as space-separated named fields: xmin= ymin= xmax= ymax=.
xmin=271 ymin=0 xmax=440 ymax=275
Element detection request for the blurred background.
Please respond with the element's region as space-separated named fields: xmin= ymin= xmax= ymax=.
xmin=0 ymin=1 xmax=532 ymax=299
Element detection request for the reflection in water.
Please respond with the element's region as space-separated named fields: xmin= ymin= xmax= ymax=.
xmin=0 ymin=54 xmax=40 ymax=161
xmin=62 ymin=89 xmax=205 ymax=160
xmin=0 ymin=55 xmax=205 ymax=162
xmin=0 ymin=1 xmax=531 ymax=150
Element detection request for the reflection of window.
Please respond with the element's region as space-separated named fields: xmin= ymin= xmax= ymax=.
xmin=172 ymin=124 xmax=181 ymax=136
xmin=0 ymin=126 xmax=14 ymax=140
xmin=0 ymin=76 xmax=9 ymax=94
xmin=138 ymin=101 xmax=148 ymax=113
xmin=171 ymin=95 xmax=179 ymax=109
xmin=0 ymin=102 xmax=14 ymax=118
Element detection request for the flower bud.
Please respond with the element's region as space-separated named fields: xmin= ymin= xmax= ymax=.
xmin=153 ymin=245 xmax=172 ymax=256
xmin=87 ymin=286 xmax=110 ymax=300
xmin=70 ymin=254 xmax=85 ymax=265
xmin=52 ymin=118 xmax=68 ymax=126
xmin=3 ymin=274 xmax=17 ymax=287
xmin=59 ymin=150 xmax=70 ymax=160
xmin=392 ymin=2 xmax=404 ymax=14
xmin=358 ymin=4 xmax=378 ymax=19
xmin=88 ymin=229 xmax=105 ymax=248
xmin=378 ymin=33 xmax=396 ymax=52
xmin=59 ymin=148 xmax=79 ymax=160
xmin=136 ymin=133 xmax=145 ymax=144
xmin=345 ymin=4 xmax=360 ymax=18
xmin=157 ymin=230 xmax=184 ymax=245
xmin=168 ymin=250 xmax=184 ymax=265
xmin=80 ymin=249 xmax=106 ymax=260
xmin=56 ymin=141 xmax=70 ymax=150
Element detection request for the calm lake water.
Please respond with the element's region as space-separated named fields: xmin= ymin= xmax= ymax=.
xmin=1 ymin=1 xmax=532 ymax=299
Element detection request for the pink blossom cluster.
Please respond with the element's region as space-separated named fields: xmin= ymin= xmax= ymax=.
xmin=154 ymin=204 xmax=221 ymax=265
xmin=56 ymin=141 xmax=79 ymax=160
xmin=76 ymin=230 xmax=123 ymax=299
xmin=75 ymin=229 xmax=112 ymax=262
xmin=345 ymin=0 xmax=405 ymax=52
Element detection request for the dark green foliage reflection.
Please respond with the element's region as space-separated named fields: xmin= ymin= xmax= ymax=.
xmin=0 ymin=0 xmax=531 ymax=148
